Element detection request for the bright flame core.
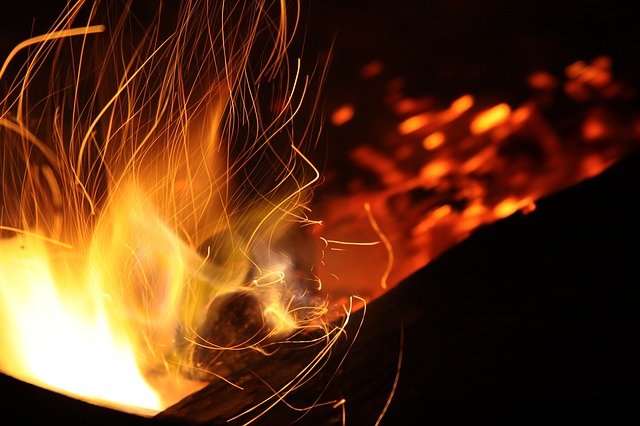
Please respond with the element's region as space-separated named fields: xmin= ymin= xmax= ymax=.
xmin=0 ymin=235 xmax=162 ymax=413
xmin=1 ymin=0 xmax=327 ymax=415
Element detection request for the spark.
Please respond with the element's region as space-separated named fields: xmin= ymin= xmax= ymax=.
xmin=364 ymin=202 xmax=394 ymax=290
xmin=0 ymin=25 xmax=105 ymax=81
xmin=0 ymin=226 xmax=73 ymax=249
xmin=374 ymin=326 xmax=404 ymax=426
xmin=321 ymin=237 xmax=381 ymax=247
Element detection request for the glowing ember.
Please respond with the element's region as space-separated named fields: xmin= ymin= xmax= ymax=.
xmin=422 ymin=131 xmax=445 ymax=150
xmin=331 ymin=104 xmax=355 ymax=126
xmin=316 ymin=53 xmax=640 ymax=304
xmin=360 ymin=61 xmax=384 ymax=79
xmin=470 ymin=103 xmax=511 ymax=135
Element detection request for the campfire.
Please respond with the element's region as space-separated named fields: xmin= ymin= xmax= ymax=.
xmin=1 ymin=0 xmax=639 ymax=424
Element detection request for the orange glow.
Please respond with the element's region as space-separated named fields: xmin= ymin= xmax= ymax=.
xmin=461 ymin=146 xmax=497 ymax=174
xmin=437 ymin=94 xmax=475 ymax=123
xmin=331 ymin=104 xmax=355 ymax=126
xmin=470 ymin=103 xmax=512 ymax=135
xmin=422 ymin=132 xmax=445 ymax=150
xmin=511 ymin=105 xmax=533 ymax=125
xmin=450 ymin=94 xmax=475 ymax=115
xmin=399 ymin=113 xmax=431 ymax=134
xmin=582 ymin=117 xmax=607 ymax=140
xmin=315 ymin=52 xmax=638 ymax=307
xmin=412 ymin=205 xmax=452 ymax=235
xmin=361 ymin=60 xmax=384 ymax=78
xmin=581 ymin=154 xmax=609 ymax=178
xmin=527 ymin=71 xmax=558 ymax=90
xmin=493 ymin=197 xmax=535 ymax=218
xmin=566 ymin=57 xmax=612 ymax=87
xmin=564 ymin=57 xmax=615 ymax=102
xmin=420 ymin=158 xmax=452 ymax=184
xmin=398 ymin=95 xmax=474 ymax=135
xmin=457 ymin=202 xmax=489 ymax=232
xmin=463 ymin=202 xmax=488 ymax=218
xmin=396 ymin=98 xmax=421 ymax=115
xmin=566 ymin=60 xmax=588 ymax=79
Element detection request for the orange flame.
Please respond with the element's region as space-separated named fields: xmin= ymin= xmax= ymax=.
xmin=0 ymin=0 xmax=333 ymax=417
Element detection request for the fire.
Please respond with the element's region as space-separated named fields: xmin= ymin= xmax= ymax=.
xmin=0 ymin=0 xmax=332 ymax=418
xmin=0 ymin=235 xmax=162 ymax=413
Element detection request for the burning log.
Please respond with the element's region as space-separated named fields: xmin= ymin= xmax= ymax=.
xmin=153 ymin=150 xmax=640 ymax=424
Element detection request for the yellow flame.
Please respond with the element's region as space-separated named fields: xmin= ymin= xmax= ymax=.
xmin=0 ymin=0 xmax=330 ymax=417
xmin=0 ymin=236 xmax=162 ymax=414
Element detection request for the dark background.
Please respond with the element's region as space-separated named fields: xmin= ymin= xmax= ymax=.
xmin=306 ymin=0 xmax=640 ymax=97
